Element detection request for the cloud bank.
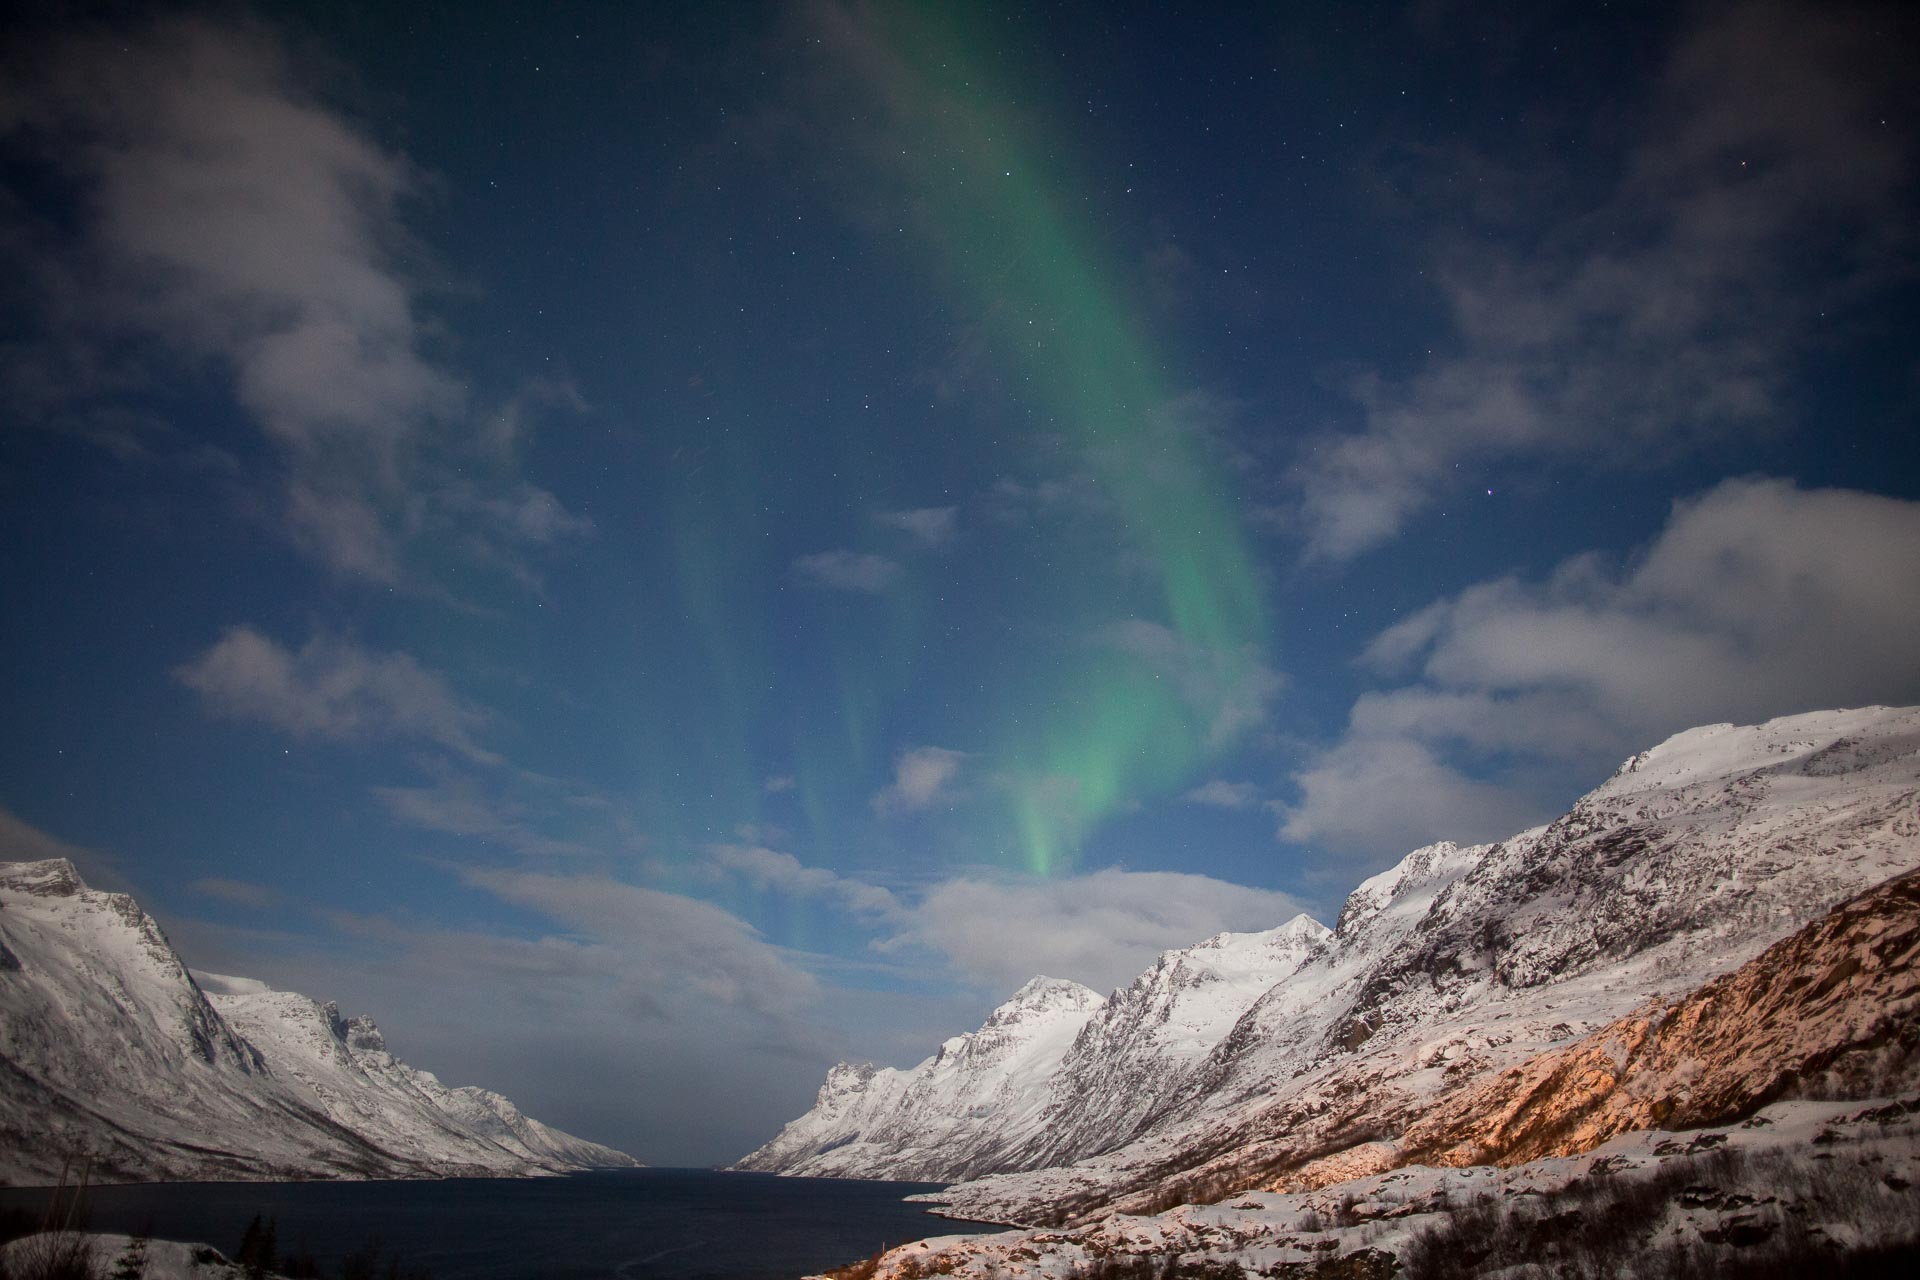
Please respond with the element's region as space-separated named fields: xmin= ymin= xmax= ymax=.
xmin=2 ymin=16 xmax=584 ymax=583
xmin=1285 ymin=478 xmax=1920 ymax=858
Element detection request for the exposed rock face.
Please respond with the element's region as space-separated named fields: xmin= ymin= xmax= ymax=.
xmin=0 ymin=859 xmax=638 ymax=1183
xmin=809 ymin=705 xmax=1920 ymax=1226
xmin=1399 ymin=865 xmax=1920 ymax=1168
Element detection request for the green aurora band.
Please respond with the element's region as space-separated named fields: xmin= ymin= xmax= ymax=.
xmin=844 ymin=6 xmax=1271 ymax=873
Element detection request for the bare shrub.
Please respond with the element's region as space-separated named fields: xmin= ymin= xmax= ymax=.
xmin=7 ymin=1233 xmax=99 ymax=1280
xmin=1399 ymin=1143 xmax=1920 ymax=1280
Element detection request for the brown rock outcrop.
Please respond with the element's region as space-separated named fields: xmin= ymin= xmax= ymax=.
xmin=1400 ymin=866 xmax=1920 ymax=1168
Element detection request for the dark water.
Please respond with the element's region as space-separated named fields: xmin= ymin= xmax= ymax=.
xmin=0 ymin=1170 xmax=1006 ymax=1280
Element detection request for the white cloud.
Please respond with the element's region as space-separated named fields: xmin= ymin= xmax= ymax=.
xmin=2 ymin=17 xmax=585 ymax=583
xmin=457 ymin=867 xmax=819 ymax=1016
xmin=1279 ymin=736 xmax=1549 ymax=862
xmin=880 ymin=868 xmax=1313 ymax=995
xmin=176 ymin=626 xmax=497 ymax=763
xmin=373 ymin=769 xmax=604 ymax=859
xmin=1290 ymin=2 xmax=1911 ymax=561
xmin=763 ymin=774 xmax=796 ymax=794
xmin=874 ymin=505 xmax=958 ymax=548
xmin=704 ymin=844 xmax=899 ymax=917
xmin=792 ymin=550 xmax=901 ymax=593
xmin=1183 ymin=779 xmax=1262 ymax=809
xmin=1283 ymin=478 xmax=1920 ymax=858
xmin=871 ymin=746 xmax=967 ymax=815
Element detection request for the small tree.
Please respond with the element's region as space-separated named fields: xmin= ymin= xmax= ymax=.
xmin=108 ymin=1232 xmax=145 ymax=1280
xmin=235 ymin=1215 xmax=278 ymax=1280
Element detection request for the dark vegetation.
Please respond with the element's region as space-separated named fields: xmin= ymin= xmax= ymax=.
xmin=0 ymin=1197 xmax=430 ymax=1280
xmin=1399 ymin=1146 xmax=1920 ymax=1279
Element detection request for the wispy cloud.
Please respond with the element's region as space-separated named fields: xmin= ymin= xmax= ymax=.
xmin=1283 ymin=478 xmax=1920 ymax=858
xmin=1183 ymin=779 xmax=1263 ymax=809
xmin=870 ymin=746 xmax=967 ymax=816
xmin=1 ymin=16 xmax=586 ymax=584
xmin=458 ymin=866 xmax=819 ymax=1016
xmin=703 ymin=843 xmax=900 ymax=917
xmin=0 ymin=807 xmax=92 ymax=866
xmin=792 ymin=549 xmax=901 ymax=593
xmin=176 ymin=626 xmax=497 ymax=763
xmin=373 ymin=768 xmax=605 ymax=859
xmin=874 ymin=505 xmax=958 ymax=548
xmin=1290 ymin=1 xmax=1912 ymax=561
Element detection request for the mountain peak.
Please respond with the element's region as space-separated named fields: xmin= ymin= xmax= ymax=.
xmin=1006 ymin=976 xmax=1103 ymax=1010
xmin=0 ymin=857 xmax=85 ymax=897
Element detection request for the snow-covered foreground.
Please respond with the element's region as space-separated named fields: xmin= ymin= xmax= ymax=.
xmin=830 ymin=1096 xmax=1920 ymax=1278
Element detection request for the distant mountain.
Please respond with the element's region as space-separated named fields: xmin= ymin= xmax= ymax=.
xmin=742 ymin=705 xmax=1920 ymax=1234
xmin=0 ymin=859 xmax=638 ymax=1183
xmin=735 ymin=921 xmax=1329 ymax=1181
xmin=734 ymin=976 xmax=1104 ymax=1180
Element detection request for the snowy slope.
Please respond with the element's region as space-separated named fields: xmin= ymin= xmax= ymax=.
xmin=928 ymin=705 xmax=1920 ymax=1223
xmin=733 ymin=976 xmax=1104 ymax=1180
xmin=0 ymin=860 xmax=637 ymax=1183
xmin=1003 ymin=917 xmax=1329 ymax=1170
xmin=737 ymin=922 xmax=1329 ymax=1182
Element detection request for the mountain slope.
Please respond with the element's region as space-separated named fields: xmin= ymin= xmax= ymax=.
xmin=1000 ymin=917 xmax=1330 ymax=1171
xmin=811 ymin=705 xmax=1920 ymax=1225
xmin=733 ymin=976 xmax=1104 ymax=1180
xmin=839 ymin=864 xmax=1920 ymax=1278
xmin=1398 ymin=862 xmax=1920 ymax=1169
xmin=0 ymin=859 xmax=637 ymax=1183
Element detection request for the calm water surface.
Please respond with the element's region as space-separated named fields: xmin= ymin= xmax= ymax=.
xmin=0 ymin=1170 xmax=1007 ymax=1280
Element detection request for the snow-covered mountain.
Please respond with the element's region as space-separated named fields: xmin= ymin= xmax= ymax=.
xmin=0 ymin=858 xmax=637 ymax=1183
xmin=734 ymin=922 xmax=1334 ymax=1183
xmin=734 ymin=976 xmax=1104 ymax=1180
xmin=744 ymin=705 xmax=1920 ymax=1232
xmin=825 ymin=861 xmax=1920 ymax=1279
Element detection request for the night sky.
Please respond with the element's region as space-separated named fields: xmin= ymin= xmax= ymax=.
xmin=3 ymin=1 xmax=1918 ymax=1165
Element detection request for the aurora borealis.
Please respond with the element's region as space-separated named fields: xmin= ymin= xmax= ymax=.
xmin=824 ymin=4 xmax=1272 ymax=872
xmin=4 ymin=1 xmax=1918 ymax=1162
